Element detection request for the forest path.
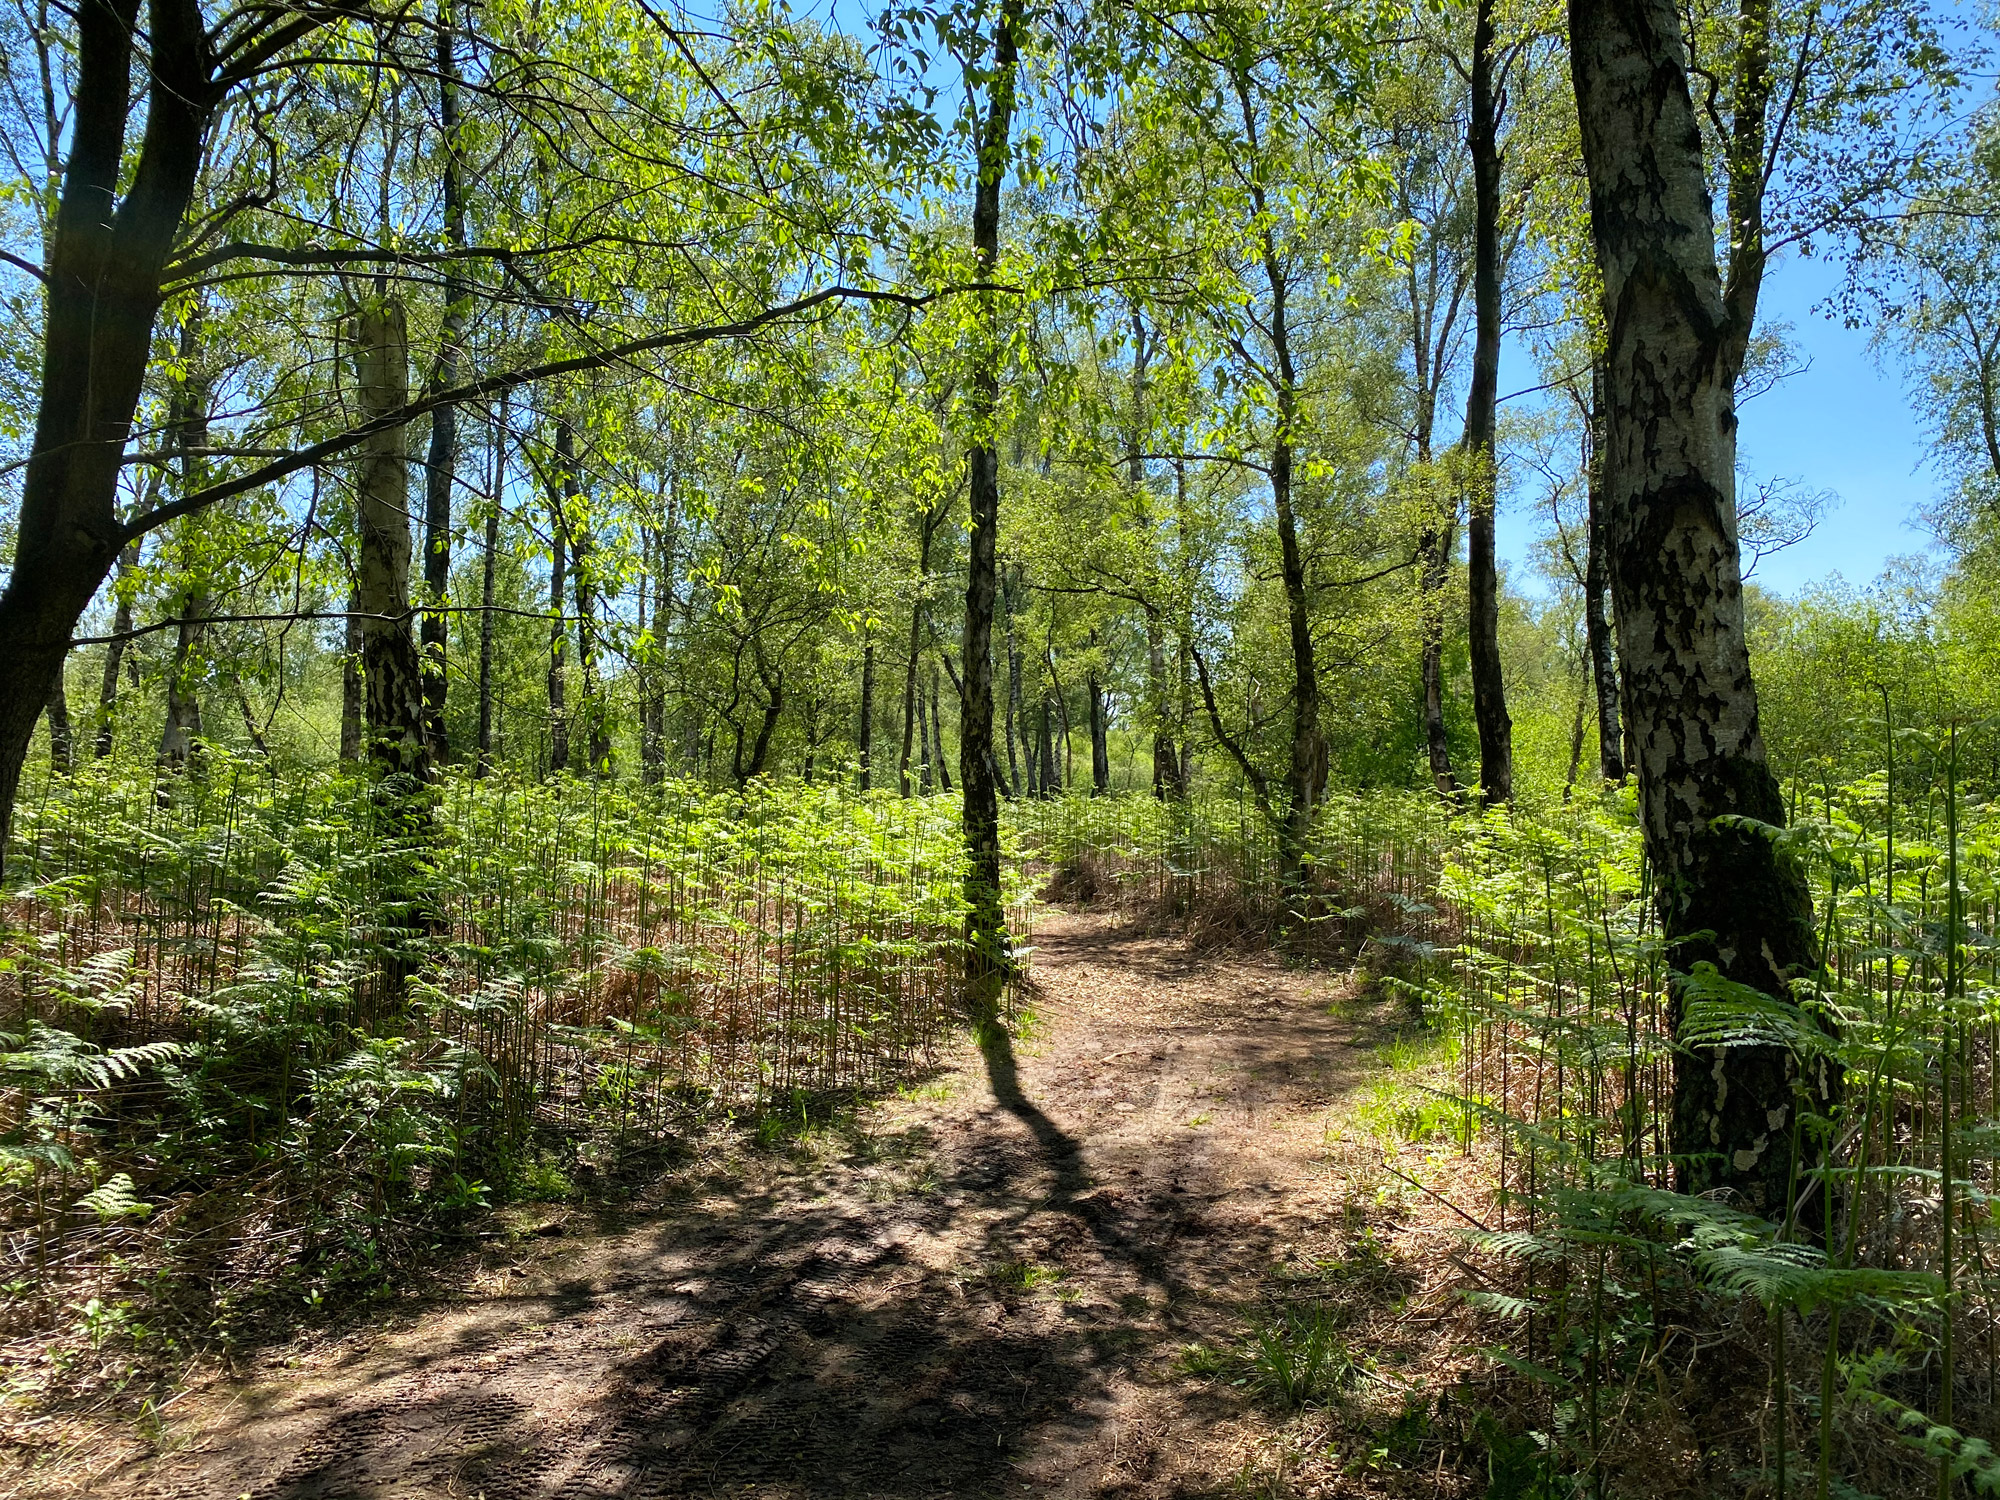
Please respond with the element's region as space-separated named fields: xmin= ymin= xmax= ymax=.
xmin=101 ymin=911 xmax=1380 ymax=1500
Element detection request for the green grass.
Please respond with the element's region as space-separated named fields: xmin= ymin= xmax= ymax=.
xmin=1180 ymin=1303 xmax=1367 ymax=1411
xmin=989 ymin=1260 xmax=1065 ymax=1291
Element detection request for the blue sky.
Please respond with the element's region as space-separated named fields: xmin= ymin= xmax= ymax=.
xmin=1497 ymin=251 xmax=1944 ymax=597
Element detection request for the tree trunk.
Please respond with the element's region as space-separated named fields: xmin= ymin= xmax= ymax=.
xmin=858 ymin=641 xmax=876 ymax=790
xmin=900 ymin=634 xmax=922 ymax=797
xmin=341 ymin=590 xmax=364 ymax=763
xmin=1464 ymin=0 xmax=1514 ymax=807
xmin=1176 ymin=635 xmax=1196 ymax=792
xmin=351 ymin=298 xmax=431 ymax=785
xmin=476 ymin=402 xmax=503 ymax=775
xmin=1228 ymin=62 xmax=1326 ymax=892
xmin=233 ymin=671 xmax=272 ymax=761
xmin=420 ymin=5 xmax=467 ymax=757
xmin=1570 ymin=0 xmax=1832 ymax=1216
xmin=1563 ymin=672 xmax=1588 ymax=801
xmin=1146 ymin=607 xmax=1180 ymax=799
xmin=159 ymin=309 xmax=212 ymax=774
xmin=639 ymin=481 xmax=676 ymax=789
xmin=1584 ymin=360 xmax=1625 ymax=782
xmin=1045 ymin=646 xmax=1074 ymax=788
xmin=930 ymin=667 xmax=952 ymax=793
xmin=1418 ymin=506 xmax=1458 ymax=798
xmin=45 ymin=672 xmax=73 ymax=775
xmin=916 ymin=687 xmax=933 ymax=794
xmin=959 ymin=0 xmax=1024 ymax=1011
xmin=1088 ymin=660 xmax=1109 ymax=794
xmin=1409 ymin=238 xmax=1460 ymax=802
xmin=93 ymin=540 xmax=140 ymax=758
xmin=1127 ymin=311 xmax=1180 ymax=802
xmin=899 ymin=507 xmax=939 ymax=798
xmin=569 ymin=490 xmax=610 ymax=774
xmin=1004 ymin=570 xmax=1025 ymax=796
xmin=1036 ymin=695 xmax=1057 ymax=797
xmin=546 ymin=424 xmax=571 ymax=776
xmin=0 ymin=0 xmax=211 ymax=873
xmin=735 ymin=658 xmax=782 ymax=782
xmin=157 ymin=610 xmax=207 ymax=770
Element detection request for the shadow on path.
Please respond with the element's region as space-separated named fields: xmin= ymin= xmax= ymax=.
xmin=111 ymin=913 xmax=1372 ymax=1500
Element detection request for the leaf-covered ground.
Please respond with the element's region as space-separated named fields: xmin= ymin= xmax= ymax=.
xmin=32 ymin=912 xmax=1490 ymax=1500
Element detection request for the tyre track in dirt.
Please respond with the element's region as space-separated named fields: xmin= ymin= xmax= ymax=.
xmin=89 ymin=912 xmax=1378 ymax=1500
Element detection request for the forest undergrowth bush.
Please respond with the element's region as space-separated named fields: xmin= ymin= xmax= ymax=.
xmin=1013 ymin=786 xmax=1455 ymax=965
xmin=0 ymin=752 xmax=1009 ymax=1399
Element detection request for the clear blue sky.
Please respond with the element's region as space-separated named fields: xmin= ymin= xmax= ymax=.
xmin=1498 ymin=252 xmax=1943 ymax=596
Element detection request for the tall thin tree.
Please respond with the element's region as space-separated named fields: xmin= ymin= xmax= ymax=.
xmin=1569 ymin=0 xmax=1833 ymax=1214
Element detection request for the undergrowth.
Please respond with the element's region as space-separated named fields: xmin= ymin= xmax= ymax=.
xmin=0 ymin=754 xmax=1018 ymax=1402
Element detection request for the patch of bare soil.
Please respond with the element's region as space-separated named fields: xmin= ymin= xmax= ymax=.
xmin=18 ymin=912 xmax=1483 ymax=1500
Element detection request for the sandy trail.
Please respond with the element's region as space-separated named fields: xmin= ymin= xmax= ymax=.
xmin=95 ymin=912 xmax=1378 ymax=1500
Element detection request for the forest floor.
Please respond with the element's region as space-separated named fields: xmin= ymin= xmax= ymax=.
xmin=17 ymin=910 xmax=1494 ymax=1500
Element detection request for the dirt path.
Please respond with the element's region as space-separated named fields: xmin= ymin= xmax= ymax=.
xmin=84 ymin=912 xmax=1394 ymax=1500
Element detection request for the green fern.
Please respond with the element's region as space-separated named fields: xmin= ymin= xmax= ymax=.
xmin=74 ymin=1173 xmax=151 ymax=1222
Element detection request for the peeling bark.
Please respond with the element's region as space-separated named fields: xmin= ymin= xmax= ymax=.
xmin=1570 ymin=0 xmax=1834 ymax=1215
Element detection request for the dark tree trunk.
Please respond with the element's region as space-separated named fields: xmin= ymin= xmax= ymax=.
xmin=1004 ymin=569 xmax=1025 ymax=796
xmin=916 ymin=687 xmax=933 ymax=794
xmin=571 ymin=502 xmax=610 ymax=774
xmin=1418 ymin=510 xmax=1458 ymax=798
xmin=858 ymin=641 xmax=876 ymax=790
xmin=45 ymin=672 xmax=73 ymax=775
xmin=1177 ymin=639 xmax=1195 ymax=790
xmin=546 ymin=424 xmax=571 ymax=776
xmin=94 ymin=540 xmax=140 ymax=758
xmin=351 ymin=299 xmax=431 ymax=785
xmin=1035 ymin=695 xmax=1057 ymax=797
xmin=476 ymin=402 xmax=503 ymax=775
xmin=900 ymin=505 xmax=941 ymax=798
xmin=341 ymin=590 xmax=364 ymax=763
xmin=1584 ymin=361 xmax=1625 ymax=782
xmin=1045 ymin=646 xmax=1074 ymax=788
xmin=233 ymin=671 xmax=271 ymax=761
xmin=1146 ymin=607 xmax=1180 ymax=799
xmin=1226 ymin=62 xmax=1325 ymax=891
xmin=1405 ymin=223 xmax=1459 ymax=802
xmin=1088 ymin=661 xmax=1109 ymax=794
xmin=1563 ymin=673 xmax=1587 ymax=801
xmin=420 ymin=6 xmax=467 ymax=757
xmin=735 ymin=658 xmax=782 ymax=783
xmin=1020 ymin=684 xmax=1039 ymax=796
xmin=900 ymin=636 xmax=922 ymax=797
xmin=1464 ymin=0 xmax=1514 ymax=806
xmin=0 ymin=0 xmax=211 ymax=873
xmin=1126 ymin=312 xmax=1180 ymax=801
xmin=958 ymin=0 xmax=1024 ymax=1011
xmin=643 ymin=512 xmax=674 ymax=788
xmin=929 ymin=667 xmax=952 ymax=793
xmin=1570 ymin=0 xmax=1832 ymax=1216
xmin=1270 ymin=429 xmax=1323 ymax=885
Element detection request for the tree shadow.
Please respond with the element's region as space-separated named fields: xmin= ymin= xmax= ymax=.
xmin=118 ymin=920 xmax=1378 ymax=1500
